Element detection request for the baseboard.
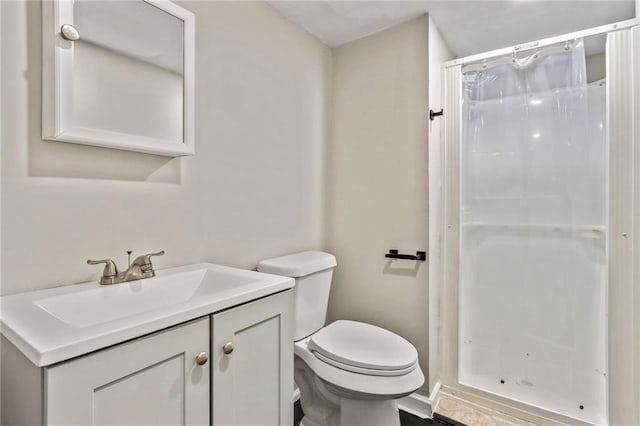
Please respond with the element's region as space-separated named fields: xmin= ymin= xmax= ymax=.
xmin=294 ymin=381 xmax=442 ymax=419
xmin=398 ymin=381 xmax=441 ymax=419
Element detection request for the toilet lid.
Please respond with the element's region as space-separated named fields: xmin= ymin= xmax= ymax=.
xmin=308 ymin=320 xmax=418 ymax=373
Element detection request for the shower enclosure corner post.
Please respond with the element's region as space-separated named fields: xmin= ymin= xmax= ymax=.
xmin=438 ymin=64 xmax=463 ymax=388
xmin=606 ymin=25 xmax=640 ymax=426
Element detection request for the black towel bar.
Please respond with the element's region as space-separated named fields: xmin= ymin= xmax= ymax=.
xmin=385 ymin=249 xmax=426 ymax=261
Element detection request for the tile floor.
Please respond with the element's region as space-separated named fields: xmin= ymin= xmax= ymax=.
xmin=400 ymin=410 xmax=435 ymax=425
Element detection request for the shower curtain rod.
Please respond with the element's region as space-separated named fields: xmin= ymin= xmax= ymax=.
xmin=462 ymin=40 xmax=580 ymax=73
xmin=443 ymin=17 xmax=640 ymax=69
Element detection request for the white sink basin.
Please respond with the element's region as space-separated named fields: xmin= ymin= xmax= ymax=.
xmin=35 ymin=268 xmax=254 ymax=328
xmin=0 ymin=263 xmax=294 ymax=367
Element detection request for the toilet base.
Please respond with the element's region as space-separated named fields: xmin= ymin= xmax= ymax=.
xmin=295 ymin=356 xmax=401 ymax=426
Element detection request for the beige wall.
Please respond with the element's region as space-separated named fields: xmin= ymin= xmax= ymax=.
xmin=2 ymin=1 xmax=439 ymax=397
xmin=326 ymin=15 xmax=430 ymax=393
xmin=586 ymin=52 xmax=606 ymax=83
xmin=0 ymin=1 xmax=332 ymax=295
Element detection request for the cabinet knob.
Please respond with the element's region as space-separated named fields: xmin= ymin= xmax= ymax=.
xmin=222 ymin=342 xmax=234 ymax=355
xmin=60 ymin=24 xmax=80 ymax=41
xmin=196 ymin=352 xmax=209 ymax=365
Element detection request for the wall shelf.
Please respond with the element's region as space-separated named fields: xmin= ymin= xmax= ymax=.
xmin=461 ymin=222 xmax=606 ymax=239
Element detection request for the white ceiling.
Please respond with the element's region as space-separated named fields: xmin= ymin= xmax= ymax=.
xmin=268 ymin=1 xmax=636 ymax=58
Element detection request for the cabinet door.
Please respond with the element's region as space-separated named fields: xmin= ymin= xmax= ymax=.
xmin=212 ymin=290 xmax=293 ymax=426
xmin=45 ymin=317 xmax=209 ymax=426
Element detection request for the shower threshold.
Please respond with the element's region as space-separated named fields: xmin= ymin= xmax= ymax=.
xmin=434 ymin=394 xmax=543 ymax=426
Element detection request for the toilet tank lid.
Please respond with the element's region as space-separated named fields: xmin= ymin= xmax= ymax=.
xmin=257 ymin=251 xmax=336 ymax=277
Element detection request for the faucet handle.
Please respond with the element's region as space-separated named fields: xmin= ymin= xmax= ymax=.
xmin=143 ymin=250 xmax=165 ymax=264
xmin=133 ymin=251 xmax=164 ymax=274
xmin=87 ymin=259 xmax=118 ymax=278
xmin=140 ymin=250 xmax=165 ymax=268
xmin=145 ymin=250 xmax=165 ymax=259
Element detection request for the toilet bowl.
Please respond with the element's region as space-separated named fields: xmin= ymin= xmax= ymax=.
xmin=257 ymin=251 xmax=424 ymax=426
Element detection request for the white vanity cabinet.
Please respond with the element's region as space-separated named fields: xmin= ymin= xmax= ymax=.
xmin=1 ymin=287 xmax=293 ymax=426
xmin=212 ymin=290 xmax=293 ymax=426
xmin=45 ymin=317 xmax=210 ymax=425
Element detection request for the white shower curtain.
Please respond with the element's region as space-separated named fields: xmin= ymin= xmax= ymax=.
xmin=458 ymin=40 xmax=607 ymax=425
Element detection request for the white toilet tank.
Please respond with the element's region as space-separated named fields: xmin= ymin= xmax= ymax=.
xmin=257 ymin=251 xmax=336 ymax=341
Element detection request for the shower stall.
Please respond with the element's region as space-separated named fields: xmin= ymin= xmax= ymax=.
xmin=433 ymin=19 xmax=640 ymax=426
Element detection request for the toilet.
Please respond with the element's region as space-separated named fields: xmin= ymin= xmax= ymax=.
xmin=257 ymin=251 xmax=424 ymax=426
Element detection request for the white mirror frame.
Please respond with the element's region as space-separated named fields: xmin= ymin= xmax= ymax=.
xmin=42 ymin=0 xmax=195 ymax=157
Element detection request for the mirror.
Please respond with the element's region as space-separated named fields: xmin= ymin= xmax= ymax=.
xmin=43 ymin=0 xmax=194 ymax=157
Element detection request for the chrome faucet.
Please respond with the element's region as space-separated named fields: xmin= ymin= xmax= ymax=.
xmin=87 ymin=250 xmax=165 ymax=285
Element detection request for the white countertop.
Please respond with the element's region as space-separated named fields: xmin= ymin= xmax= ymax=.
xmin=0 ymin=263 xmax=294 ymax=367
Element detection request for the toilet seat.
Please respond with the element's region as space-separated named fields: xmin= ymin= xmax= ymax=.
xmin=295 ymin=335 xmax=424 ymax=398
xmin=307 ymin=320 xmax=418 ymax=377
xmin=313 ymin=352 xmax=417 ymax=376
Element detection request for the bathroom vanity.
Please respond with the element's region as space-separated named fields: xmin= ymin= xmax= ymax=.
xmin=0 ymin=263 xmax=294 ymax=425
